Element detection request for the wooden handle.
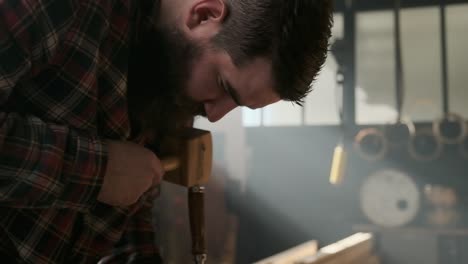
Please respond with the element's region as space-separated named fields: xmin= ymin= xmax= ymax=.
xmin=188 ymin=185 xmax=207 ymax=262
xmin=161 ymin=157 xmax=180 ymax=172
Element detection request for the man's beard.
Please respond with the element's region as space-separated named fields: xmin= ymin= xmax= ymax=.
xmin=127 ymin=20 xmax=206 ymax=144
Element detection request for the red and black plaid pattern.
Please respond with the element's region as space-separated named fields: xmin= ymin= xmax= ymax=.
xmin=0 ymin=0 xmax=160 ymax=262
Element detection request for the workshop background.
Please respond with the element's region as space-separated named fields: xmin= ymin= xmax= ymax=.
xmin=157 ymin=1 xmax=468 ymax=263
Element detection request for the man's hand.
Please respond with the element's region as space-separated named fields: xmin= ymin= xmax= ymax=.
xmin=97 ymin=140 xmax=164 ymax=207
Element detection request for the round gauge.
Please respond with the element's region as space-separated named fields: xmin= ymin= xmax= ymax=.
xmin=360 ymin=169 xmax=420 ymax=227
xmin=408 ymin=128 xmax=443 ymax=162
xmin=383 ymin=117 xmax=415 ymax=147
xmin=354 ymin=128 xmax=388 ymax=161
xmin=433 ymin=112 xmax=466 ymax=144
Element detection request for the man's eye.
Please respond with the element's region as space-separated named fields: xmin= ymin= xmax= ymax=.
xmin=218 ymin=75 xmax=242 ymax=106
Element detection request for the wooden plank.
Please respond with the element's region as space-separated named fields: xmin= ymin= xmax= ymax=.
xmin=253 ymin=240 xmax=318 ymax=264
xmin=298 ymin=233 xmax=374 ymax=264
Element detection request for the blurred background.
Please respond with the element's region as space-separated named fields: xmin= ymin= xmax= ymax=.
xmin=156 ymin=0 xmax=468 ymax=263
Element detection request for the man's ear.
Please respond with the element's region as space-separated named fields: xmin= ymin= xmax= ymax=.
xmin=184 ymin=0 xmax=227 ymax=40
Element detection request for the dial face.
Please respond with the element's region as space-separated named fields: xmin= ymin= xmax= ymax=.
xmin=360 ymin=169 xmax=420 ymax=227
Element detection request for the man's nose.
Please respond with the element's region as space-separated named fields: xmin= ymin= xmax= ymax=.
xmin=204 ymin=100 xmax=238 ymax=122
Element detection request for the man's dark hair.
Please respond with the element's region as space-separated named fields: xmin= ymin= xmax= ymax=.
xmin=213 ymin=0 xmax=333 ymax=105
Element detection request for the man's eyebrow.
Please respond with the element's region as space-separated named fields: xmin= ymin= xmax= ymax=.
xmin=224 ymin=79 xmax=245 ymax=107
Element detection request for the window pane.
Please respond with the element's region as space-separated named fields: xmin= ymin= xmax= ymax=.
xmin=401 ymin=7 xmax=442 ymax=122
xmin=356 ymin=11 xmax=398 ymax=124
xmin=304 ymin=60 xmax=341 ymax=125
xmin=447 ymin=4 xmax=468 ymax=118
xmin=304 ymin=13 xmax=343 ymax=125
xmin=262 ymin=101 xmax=302 ymax=126
xmin=242 ymin=108 xmax=262 ymax=127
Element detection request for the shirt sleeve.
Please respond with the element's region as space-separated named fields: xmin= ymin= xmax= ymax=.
xmin=0 ymin=113 xmax=107 ymax=211
xmin=123 ymin=188 xmax=162 ymax=262
xmin=0 ymin=0 xmax=107 ymax=211
xmin=101 ymin=188 xmax=162 ymax=264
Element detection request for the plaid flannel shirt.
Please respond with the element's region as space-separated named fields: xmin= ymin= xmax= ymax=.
xmin=0 ymin=0 xmax=161 ymax=262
